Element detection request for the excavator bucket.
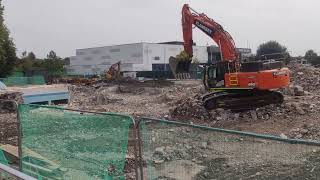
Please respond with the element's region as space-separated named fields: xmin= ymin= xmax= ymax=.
xmin=169 ymin=56 xmax=192 ymax=79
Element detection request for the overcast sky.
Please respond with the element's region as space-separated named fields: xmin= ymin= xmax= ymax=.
xmin=3 ymin=0 xmax=320 ymax=58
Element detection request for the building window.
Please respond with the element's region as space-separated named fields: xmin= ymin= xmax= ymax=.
xmin=100 ymin=62 xmax=111 ymax=65
xmin=154 ymin=56 xmax=160 ymax=60
xmin=101 ymin=55 xmax=111 ymax=59
xmin=152 ymin=64 xmax=169 ymax=71
xmin=84 ymin=57 xmax=92 ymax=61
xmin=131 ymin=53 xmax=142 ymax=58
xmin=110 ymin=48 xmax=120 ymax=53
xmin=83 ymin=65 xmax=91 ymax=68
xmin=92 ymin=49 xmax=101 ymax=54
xmin=92 ymin=68 xmax=101 ymax=72
xmin=77 ymin=51 xmax=86 ymax=56
xmin=144 ymin=49 xmax=152 ymax=53
xmin=67 ymin=68 xmax=75 ymax=72
xmin=121 ymin=63 xmax=133 ymax=68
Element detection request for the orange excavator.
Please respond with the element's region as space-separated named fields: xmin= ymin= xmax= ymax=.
xmin=170 ymin=4 xmax=290 ymax=111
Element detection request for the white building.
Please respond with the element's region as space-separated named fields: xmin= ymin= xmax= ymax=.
xmin=66 ymin=42 xmax=251 ymax=76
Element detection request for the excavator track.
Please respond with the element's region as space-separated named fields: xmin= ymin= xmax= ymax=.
xmin=203 ymin=89 xmax=284 ymax=111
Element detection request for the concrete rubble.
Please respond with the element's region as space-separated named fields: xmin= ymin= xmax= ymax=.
xmin=288 ymin=124 xmax=320 ymax=141
xmin=0 ymin=91 xmax=22 ymax=145
xmin=289 ymin=63 xmax=320 ymax=92
xmin=66 ymin=62 xmax=320 ymax=141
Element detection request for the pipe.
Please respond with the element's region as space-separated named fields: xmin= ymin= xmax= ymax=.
xmin=140 ymin=117 xmax=320 ymax=146
xmin=0 ymin=163 xmax=37 ymax=180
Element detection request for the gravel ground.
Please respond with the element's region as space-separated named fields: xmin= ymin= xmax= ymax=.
xmin=1 ymin=63 xmax=320 ymax=179
xmin=68 ymin=78 xmax=320 ymax=140
xmin=140 ymin=123 xmax=320 ymax=180
xmin=0 ymin=113 xmax=18 ymax=146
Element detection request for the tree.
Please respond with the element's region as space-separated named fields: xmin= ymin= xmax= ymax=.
xmin=305 ymin=50 xmax=320 ymax=65
xmin=256 ymin=41 xmax=289 ymax=60
xmin=44 ymin=50 xmax=65 ymax=75
xmin=47 ymin=50 xmax=57 ymax=59
xmin=305 ymin=49 xmax=318 ymax=62
xmin=176 ymin=51 xmax=191 ymax=61
xmin=0 ymin=0 xmax=17 ymax=77
xmin=27 ymin=52 xmax=36 ymax=61
xmin=21 ymin=51 xmax=27 ymax=58
xmin=16 ymin=51 xmax=39 ymax=72
xmin=63 ymin=57 xmax=70 ymax=65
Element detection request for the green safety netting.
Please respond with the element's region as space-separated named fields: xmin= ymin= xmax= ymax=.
xmin=0 ymin=149 xmax=11 ymax=179
xmin=0 ymin=76 xmax=45 ymax=86
xmin=0 ymin=149 xmax=8 ymax=165
xmin=139 ymin=118 xmax=320 ymax=180
xmin=18 ymin=104 xmax=134 ymax=180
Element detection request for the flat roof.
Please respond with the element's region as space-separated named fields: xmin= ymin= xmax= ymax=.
xmin=76 ymin=42 xmax=211 ymax=51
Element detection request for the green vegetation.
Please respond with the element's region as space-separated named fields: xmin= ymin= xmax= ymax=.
xmin=176 ymin=51 xmax=192 ymax=61
xmin=16 ymin=50 xmax=66 ymax=76
xmin=0 ymin=0 xmax=17 ymax=78
xmin=256 ymin=40 xmax=290 ymax=61
xmin=305 ymin=49 xmax=320 ymax=65
xmin=0 ymin=1 xmax=66 ymax=78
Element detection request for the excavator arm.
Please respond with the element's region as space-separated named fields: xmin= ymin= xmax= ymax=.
xmin=172 ymin=4 xmax=290 ymax=111
xmin=182 ymin=4 xmax=238 ymax=62
xmin=169 ymin=4 xmax=239 ymax=79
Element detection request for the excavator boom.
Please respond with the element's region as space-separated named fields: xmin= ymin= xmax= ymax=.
xmin=170 ymin=4 xmax=239 ymax=79
xmin=170 ymin=4 xmax=290 ymax=111
xmin=182 ymin=4 xmax=238 ymax=61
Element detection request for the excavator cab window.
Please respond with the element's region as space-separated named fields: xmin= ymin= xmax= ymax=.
xmin=204 ymin=65 xmax=218 ymax=88
xmin=208 ymin=66 xmax=217 ymax=79
xmin=204 ymin=63 xmax=227 ymax=88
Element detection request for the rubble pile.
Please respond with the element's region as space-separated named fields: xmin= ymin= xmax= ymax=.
xmin=241 ymin=104 xmax=284 ymax=120
xmin=0 ymin=113 xmax=18 ymax=145
xmin=0 ymin=91 xmax=20 ymax=145
xmin=152 ymin=146 xmax=189 ymax=164
xmin=170 ymin=94 xmax=212 ymax=121
xmin=0 ymin=91 xmax=23 ymax=103
xmin=288 ymin=124 xmax=320 ymax=141
xmin=289 ymin=63 xmax=320 ymax=92
xmin=170 ymin=93 xmax=320 ymax=123
xmin=0 ymin=91 xmax=23 ymax=112
xmin=68 ymin=85 xmax=95 ymax=107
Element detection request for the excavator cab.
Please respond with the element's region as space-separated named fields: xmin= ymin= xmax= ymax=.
xmin=203 ymin=63 xmax=228 ymax=89
xmin=203 ymin=65 xmax=217 ymax=89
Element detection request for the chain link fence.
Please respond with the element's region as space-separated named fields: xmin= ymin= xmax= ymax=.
xmin=0 ymin=76 xmax=45 ymax=87
xmin=0 ymin=100 xmax=36 ymax=180
xmin=2 ymin=99 xmax=320 ymax=179
xmin=18 ymin=104 xmax=135 ymax=180
xmin=137 ymin=118 xmax=320 ymax=180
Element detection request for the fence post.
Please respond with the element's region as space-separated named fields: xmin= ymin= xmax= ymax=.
xmin=136 ymin=119 xmax=144 ymax=180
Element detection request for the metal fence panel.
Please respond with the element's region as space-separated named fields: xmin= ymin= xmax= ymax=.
xmin=0 ymin=163 xmax=37 ymax=180
xmin=0 ymin=100 xmax=36 ymax=180
xmin=138 ymin=118 xmax=320 ymax=180
xmin=0 ymin=76 xmax=45 ymax=87
xmin=18 ymin=104 xmax=135 ymax=180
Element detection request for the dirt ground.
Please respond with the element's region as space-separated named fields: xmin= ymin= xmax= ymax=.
xmin=141 ymin=123 xmax=320 ymax=180
xmin=68 ymin=78 xmax=320 ymax=139
xmin=66 ymin=76 xmax=320 ymax=179
xmin=1 ymin=63 xmax=320 ymax=179
xmin=0 ymin=113 xmax=17 ymax=146
xmin=68 ymin=80 xmax=197 ymax=118
xmin=66 ymin=74 xmax=320 ymax=179
xmin=3 ymin=69 xmax=319 ymax=146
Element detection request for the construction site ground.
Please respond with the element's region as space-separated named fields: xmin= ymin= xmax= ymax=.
xmin=68 ymin=80 xmax=320 ymax=140
xmin=1 ymin=63 xmax=320 ymax=179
